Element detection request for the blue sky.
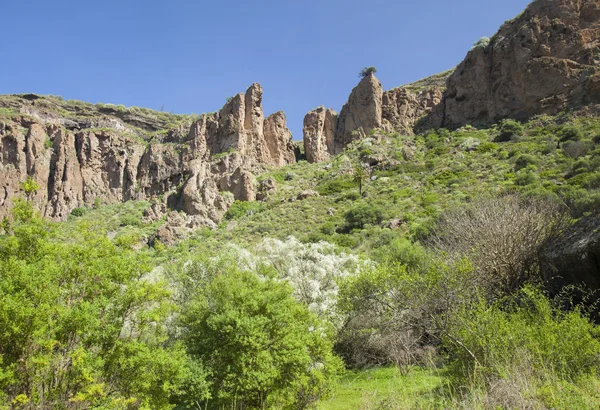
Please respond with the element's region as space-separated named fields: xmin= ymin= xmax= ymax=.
xmin=0 ymin=0 xmax=531 ymax=140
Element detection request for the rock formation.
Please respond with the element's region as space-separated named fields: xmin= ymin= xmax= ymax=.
xmin=382 ymin=86 xmax=443 ymax=135
xmin=435 ymin=0 xmax=600 ymax=129
xmin=302 ymin=73 xmax=442 ymax=163
xmin=335 ymin=73 xmax=384 ymax=149
xmin=303 ymin=106 xmax=337 ymax=163
xmin=0 ymin=83 xmax=295 ymax=228
xmin=302 ymin=0 xmax=600 ymax=162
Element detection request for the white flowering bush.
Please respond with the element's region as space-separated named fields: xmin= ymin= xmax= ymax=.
xmin=253 ymin=237 xmax=369 ymax=319
xmin=176 ymin=237 xmax=369 ymax=327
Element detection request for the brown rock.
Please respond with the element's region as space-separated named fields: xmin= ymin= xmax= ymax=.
xmin=303 ymin=106 xmax=338 ymax=163
xmin=335 ymin=73 xmax=383 ymax=150
xmin=436 ymin=0 xmax=600 ymax=129
xmin=257 ymin=177 xmax=277 ymax=201
xmin=297 ymin=189 xmax=320 ymax=200
xmin=541 ymin=213 xmax=600 ymax=306
xmin=263 ymin=111 xmax=296 ymax=166
xmin=382 ymin=87 xmax=443 ymax=135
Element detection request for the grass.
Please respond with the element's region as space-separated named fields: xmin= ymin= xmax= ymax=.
xmin=316 ymin=367 xmax=446 ymax=410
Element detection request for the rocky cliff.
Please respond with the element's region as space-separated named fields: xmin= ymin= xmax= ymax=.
xmin=0 ymin=84 xmax=295 ymax=228
xmin=303 ymin=73 xmax=444 ymax=163
xmin=435 ymin=0 xmax=600 ymax=129
xmin=303 ymin=0 xmax=600 ymax=163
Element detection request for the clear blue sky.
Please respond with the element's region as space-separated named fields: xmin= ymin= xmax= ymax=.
xmin=0 ymin=0 xmax=531 ymax=140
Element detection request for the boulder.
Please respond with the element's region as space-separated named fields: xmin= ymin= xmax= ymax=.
xmin=541 ymin=214 xmax=600 ymax=296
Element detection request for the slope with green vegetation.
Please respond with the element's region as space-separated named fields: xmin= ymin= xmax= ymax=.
xmin=3 ymin=109 xmax=600 ymax=409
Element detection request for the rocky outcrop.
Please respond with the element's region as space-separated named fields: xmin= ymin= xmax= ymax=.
xmin=541 ymin=214 xmax=600 ymax=300
xmin=434 ymin=0 xmax=600 ymax=129
xmin=300 ymin=0 xmax=600 ymax=156
xmin=0 ymin=83 xmax=295 ymax=229
xmin=264 ymin=111 xmax=297 ymax=166
xmin=335 ymin=73 xmax=383 ymax=150
xmin=302 ymin=73 xmax=444 ymax=163
xmin=382 ymin=87 xmax=443 ymax=135
xmin=303 ymin=106 xmax=338 ymax=163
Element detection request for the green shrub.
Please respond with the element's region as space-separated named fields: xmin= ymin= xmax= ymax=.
xmin=477 ymin=141 xmax=497 ymax=153
xmin=224 ymin=200 xmax=264 ymax=220
xmin=445 ymin=287 xmax=600 ymax=385
xmin=181 ymin=269 xmax=342 ymax=409
xmin=515 ymin=169 xmax=538 ymax=186
xmin=563 ymin=140 xmax=591 ymax=158
xmin=514 ymin=154 xmax=539 ymax=170
xmin=70 ymin=207 xmax=87 ymax=217
xmin=119 ymin=213 xmax=142 ymax=227
xmin=317 ymin=176 xmax=356 ymax=196
xmin=359 ymin=66 xmax=377 ymax=78
xmin=496 ymin=119 xmax=524 ymax=142
xmin=343 ymin=203 xmax=384 ymax=231
xmin=559 ymin=125 xmax=584 ymax=142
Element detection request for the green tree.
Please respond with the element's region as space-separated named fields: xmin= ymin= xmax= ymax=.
xmin=352 ymin=163 xmax=369 ymax=196
xmin=181 ymin=268 xmax=341 ymax=410
xmin=0 ymin=202 xmax=189 ymax=409
xmin=358 ymin=66 xmax=377 ymax=78
xmin=343 ymin=202 xmax=384 ymax=231
xmin=20 ymin=177 xmax=39 ymax=202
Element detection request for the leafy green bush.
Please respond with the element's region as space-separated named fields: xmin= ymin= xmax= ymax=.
xmin=445 ymin=286 xmax=600 ymax=385
xmin=0 ymin=204 xmax=187 ymax=409
xmin=343 ymin=203 xmax=384 ymax=231
xmin=496 ymin=119 xmax=524 ymax=142
xmin=514 ymin=154 xmax=539 ymax=170
xmin=181 ymin=268 xmax=342 ymax=409
xmin=224 ymin=200 xmax=264 ymax=220
xmin=559 ymin=125 xmax=584 ymax=142
xmin=119 ymin=213 xmax=142 ymax=227
xmin=70 ymin=207 xmax=87 ymax=217
xmin=317 ymin=176 xmax=356 ymax=196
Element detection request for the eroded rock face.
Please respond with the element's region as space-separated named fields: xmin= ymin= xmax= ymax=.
xmin=302 ymin=73 xmax=443 ymax=163
xmin=438 ymin=0 xmax=600 ymax=129
xmin=264 ymin=111 xmax=296 ymax=166
xmin=303 ymin=106 xmax=338 ymax=163
xmin=335 ymin=73 xmax=383 ymax=150
xmin=0 ymin=82 xmax=295 ymax=231
xmin=382 ymin=87 xmax=443 ymax=135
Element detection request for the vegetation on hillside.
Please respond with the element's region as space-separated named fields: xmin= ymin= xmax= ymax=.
xmin=2 ymin=112 xmax=600 ymax=409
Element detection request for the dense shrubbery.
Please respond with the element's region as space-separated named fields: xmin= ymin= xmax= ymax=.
xmin=180 ymin=268 xmax=341 ymax=409
xmin=6 ymin=112 xmax=600 ymax=408
xmin=0 ymin=202 xmax=188 ymax=409
xmin=224 ymin=200 xmax=265 ymax=220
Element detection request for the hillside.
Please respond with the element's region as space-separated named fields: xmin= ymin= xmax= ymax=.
xmin=2 ymin=0 xmax=600 ymax=409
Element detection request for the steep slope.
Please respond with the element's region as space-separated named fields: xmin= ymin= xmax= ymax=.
xmin=0 ymin=85 xmax=295 ymax=226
